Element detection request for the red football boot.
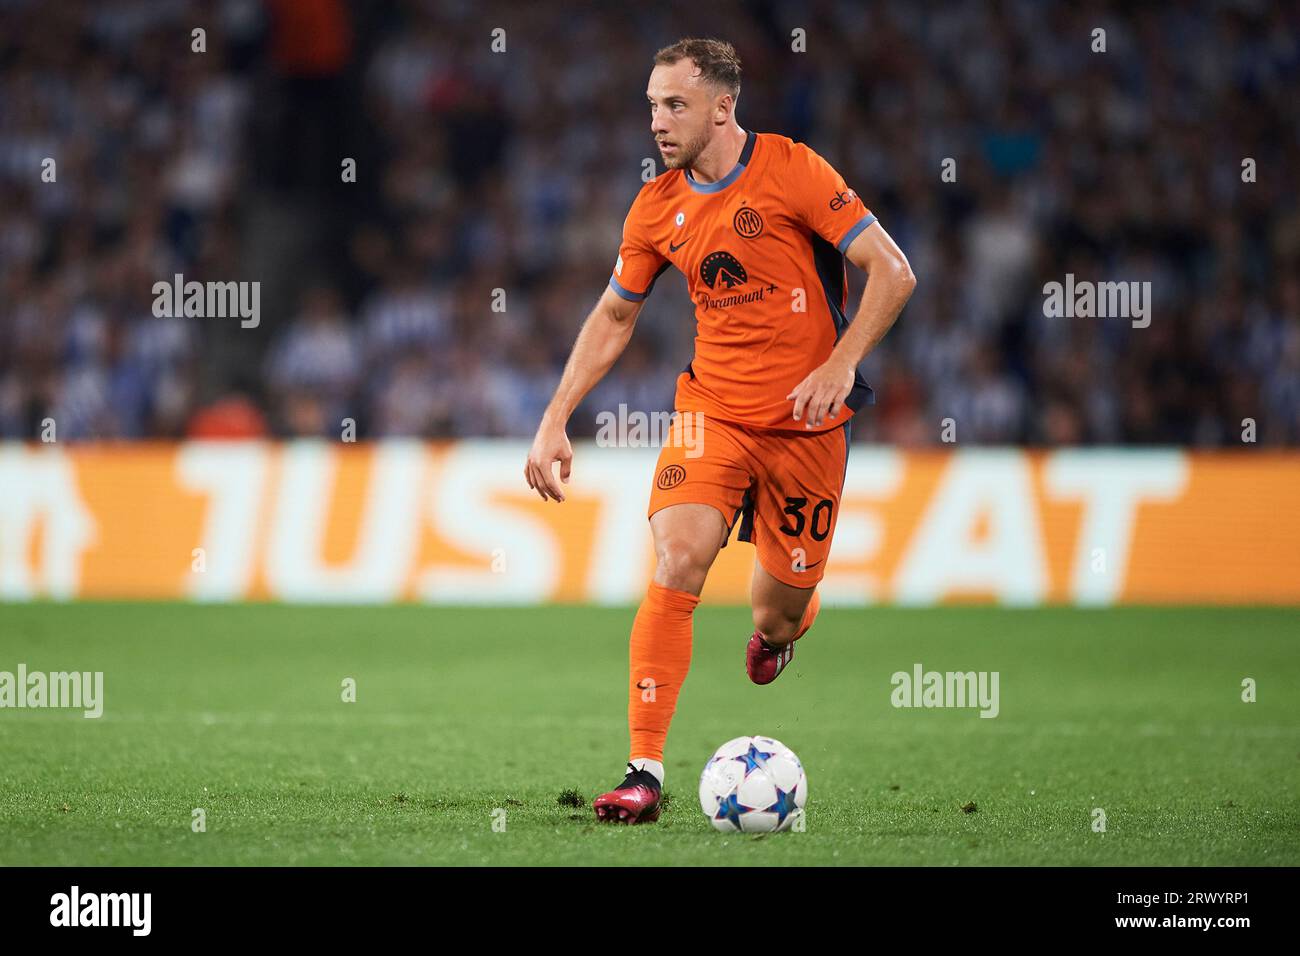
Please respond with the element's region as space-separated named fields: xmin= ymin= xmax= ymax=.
xmin=746 ymin=589 xmax=820 ymax=685
xmin=592 ymin=763 xmax=662 ymax=824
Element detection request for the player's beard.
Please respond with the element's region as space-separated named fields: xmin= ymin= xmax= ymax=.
xmin=659 ymin=129 xmax=709 ymax=170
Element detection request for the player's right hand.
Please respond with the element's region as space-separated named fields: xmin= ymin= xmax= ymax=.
xmin=524 ymin=422 xmax=573 ymax=502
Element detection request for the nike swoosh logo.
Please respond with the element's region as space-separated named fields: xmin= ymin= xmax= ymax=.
xmin=669 ymin=237 xmax=691 ymax=252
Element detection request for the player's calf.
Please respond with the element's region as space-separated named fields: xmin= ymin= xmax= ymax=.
xmin=752 ymin=602 xmax=805 ymax=647
xmin=746 ymin=589 xmax=820 ymax=685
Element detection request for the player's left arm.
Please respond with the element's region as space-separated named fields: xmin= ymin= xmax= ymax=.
xmin=788 ymin=222 xmax=916 ymax=428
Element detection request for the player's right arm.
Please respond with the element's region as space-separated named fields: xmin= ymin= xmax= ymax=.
xmin=524 ymin=286 xmax=644 ymax=503
xmin=526 ymin=187 xmax=668 ymax=503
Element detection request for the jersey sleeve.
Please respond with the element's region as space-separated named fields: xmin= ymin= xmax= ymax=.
xmin=608 ymin=190 xmax=668 ymax=302
xmin=787 ymin=143 xmax=877 ymax=254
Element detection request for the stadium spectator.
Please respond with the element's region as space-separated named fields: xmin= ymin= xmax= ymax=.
xmin=2 ymin=0 xmax=1296 ymax=446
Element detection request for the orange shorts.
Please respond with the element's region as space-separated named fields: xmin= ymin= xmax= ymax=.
xmin=647 ymin=412 xmax=852 ymax=587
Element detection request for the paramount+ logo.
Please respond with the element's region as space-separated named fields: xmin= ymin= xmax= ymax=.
xmin=695 ymin=250 xmax=775 ymax=310
xmin=700 ymin=251 xmax=747 ymax=289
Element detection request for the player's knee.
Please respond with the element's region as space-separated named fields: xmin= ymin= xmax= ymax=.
xmin=752 ymin=602 xmax=803 ymax=644
xmin=653 ymin=537 xmax=713 ymax=594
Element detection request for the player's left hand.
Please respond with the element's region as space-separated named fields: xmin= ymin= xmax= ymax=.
xmin=787 ymin=357 xmax=855 ymax=429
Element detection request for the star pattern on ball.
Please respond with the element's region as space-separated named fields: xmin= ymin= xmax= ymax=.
xmin=764 ymin=783 xmax=800 ymax=826
xmin=733 ymin=742 xmax=775 ymax=774
xmin=714 ymin=793 xmax=754 ymax=829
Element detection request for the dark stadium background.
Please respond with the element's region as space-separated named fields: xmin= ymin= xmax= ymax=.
xmin=3 ymin=0 xmax=1297 ymax=446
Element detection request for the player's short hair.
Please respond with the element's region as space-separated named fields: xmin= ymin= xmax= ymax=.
xmin=654 ymin=38 xmax=742 ymax=98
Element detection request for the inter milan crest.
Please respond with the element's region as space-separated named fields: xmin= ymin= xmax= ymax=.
xmin=733 ymin=205 xmax=764 ymax=239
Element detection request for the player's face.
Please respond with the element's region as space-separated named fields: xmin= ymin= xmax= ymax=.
xmin=647 ymin=60 xmax=719 ymax=170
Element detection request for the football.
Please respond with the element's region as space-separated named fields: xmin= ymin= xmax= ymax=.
xmin=698 ymin=735 xmax=808 ymax=833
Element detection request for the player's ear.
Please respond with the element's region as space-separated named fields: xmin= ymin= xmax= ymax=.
xmin=714 ymin=92 xmax=733 ymax=125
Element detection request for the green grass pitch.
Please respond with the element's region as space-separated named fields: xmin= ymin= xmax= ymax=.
xmin=1 ymin=601 xmax=1297 ymax=866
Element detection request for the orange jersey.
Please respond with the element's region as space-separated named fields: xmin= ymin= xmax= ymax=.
xmin=610 ymin=130 xmax=877 ymax=431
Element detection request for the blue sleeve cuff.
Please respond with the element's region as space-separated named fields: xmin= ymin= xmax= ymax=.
xmin=609 ymin=276 xmax=647 ymax=302
xmin=836 ymin=213 xmax=878 ymax=253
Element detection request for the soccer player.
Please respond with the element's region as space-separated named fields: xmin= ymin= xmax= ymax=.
xmin=523 ymin=38 xmax=915 ymax=823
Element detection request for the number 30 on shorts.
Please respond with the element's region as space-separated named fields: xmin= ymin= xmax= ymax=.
xmin=778 ymin=496 xmax=834 ymax=541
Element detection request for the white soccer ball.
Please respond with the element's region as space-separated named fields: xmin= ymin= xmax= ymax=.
xmin=698 ymin=734 xmax=807 ymax=833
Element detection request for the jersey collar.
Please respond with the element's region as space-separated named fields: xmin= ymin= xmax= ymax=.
xmin=684 ymin=129 xmax=757 ymax=194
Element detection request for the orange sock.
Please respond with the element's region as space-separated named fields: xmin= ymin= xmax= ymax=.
xmin=627 ymin=580 xmax=700 ymax=764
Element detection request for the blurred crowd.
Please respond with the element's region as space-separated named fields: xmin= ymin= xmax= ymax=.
xmin=2 ymin=0 xmax=1298 ymax=445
